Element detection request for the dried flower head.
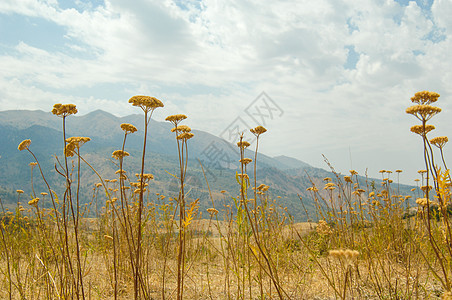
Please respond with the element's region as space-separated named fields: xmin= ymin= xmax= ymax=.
xmin=165 ymin=114 xmax=187 ymax=125
xmin=120 ymin=123 xmax=137 ymax=134
xmin=177 ymin=132 xmax=194 ymax=140
xmin=207 ymin=208 xmax=219 ymax=215
xmin=316 ymin=220 xmax=332 ymax=235
xmin=16 ymin=189 xmax=24 ymax=194
xmin=410 ymin=124 xmax=435 ymax=136
xmin=411 ymin=91 xmax=440 ymax=105
xmin=396 ymin=169 xmax=403 ymax=173
xmin=430 ymin=136 xmax=448 ymax=149
xmin=129 ymin=95 xmax=164 ymax=112
xmin=344 ymin=176 xmax=353 ymax=183
xmin=250 ymin=126 xmax=267 ymax=136
xmin=112 ymin=150 xmax=130 ymax=159
xmin=65 ymin=137 xmax=91 ymax=157
xmin=52 ymin=103 xmax=77 ymax=117
xmin=41 ymin=192 xmax=48 ymax=196
xmin=328 ymin=249 xmax=359 ymax=262
xmin=416 ymin=198 xmax=436 ymax=207
xmin=28 ymin=197 xmax=39 ymax=207
xmin=350 ymin=170 xmax=358 ymax=175
xmin=420 ymin=185 xmax=433 ymax=192
xmin=237 ymin=141 xmax=251 ymax=148
xmin=18 ymin=139 xmax=31 ymax=151
xmin=406 ymin=104 xmax=441 ymax=121
xmin=171 ymin=125 xmax=191 ymax=133
xmin=240 ymin=158 xmax=253 ymax=165
xmin=418 ymin=169 xmax=427 ymax=174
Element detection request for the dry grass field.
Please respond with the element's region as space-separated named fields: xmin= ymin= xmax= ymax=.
xmin=1 ymin=92 xmax=452 ymax=299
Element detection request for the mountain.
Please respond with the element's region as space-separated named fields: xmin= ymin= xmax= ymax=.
xmin=0 ymin=109 xmax=415 ymax=220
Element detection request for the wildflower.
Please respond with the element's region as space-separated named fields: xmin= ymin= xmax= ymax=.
xmin=52 ymin=103 xmax=78 ymax=117
xmin=129 ymin=95 xmax=164 ymax=113
xmin=40 ymin=192 xmax=48 ymax=196
xmin=65 ymin=137 xmax=90 ymax=156
xmin=165 ymin=114 xmax=187 ymax=125
xmin=406 ymin=104 xmax=441 ymax=121
xmin=416 ymin=198 xmax=436 ymax=207
xmin=237 ymin=173 xmax=249 ymax=180
xmin=120 ymin=123 xmax=137 ymax=134
xmin=115 ymin=169 xmax=127 ymax=174
xmin=207 ymin=208 xmax=219 ymax=215
xmin=323 ymin=177 xmax=332 ymax=182
xmin=18 ymin=139 xmax=31 ymax=151
xmin=28 ymin=197 xmax=39 ymax=207
xmin=104 ymin=235 xmax=113 ymax=240
xmin=29 ymin=162 xmax=37 ymax=167
xmin=16 ymin=190 xmax=24 ymax=194
xmin=420 ymin=185 xmax=433 ymax=193
xmin=418 ymin=170 xmax=427 ymax=174
xmin=220 ymin=190 xmax=226 ymax=194
xmin=410 ymin=91 xmax=440 ymax=105
xmin=316 ymin=220 xmax=332 ymax=235
xmin=430 ymin=136 xmax=448 ymax=148
xmin=237 ymin=141 xmax=250 ymax=148
xmin=379 ymin=170 xmax=386 ymax=173
xmin=240 ymin=158 xmax=252 ymax=165
xmin=410 ymin=124 xmax=435 ymax=136
xmin=177 ymin=132 xmax=194 ymax=140
xmin=350 ymin=170 xmax=358 ymax=175
xmin=250 ymin=126 xmax=267 ymax=136
xmin=369 ymin=191 xmax=375 ymax=197
xmin=95 ymin=183 xmax=102 ymax=188
xmin=396 ymin=169 xmax=402 ymax=173
xmin=112 ymin=150 xmax=130 ymax=159
xmin=344 ymin=176 xmax=352 ymax=183
xmin=171 ymin=125 xmax=191 ymax=133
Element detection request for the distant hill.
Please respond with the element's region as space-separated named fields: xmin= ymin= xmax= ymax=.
xmin=0 ymin=109 xmax=415 ymax=220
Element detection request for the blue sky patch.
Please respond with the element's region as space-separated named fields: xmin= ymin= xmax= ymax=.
xmin=344 ymin=45 xmax=359 ymax=70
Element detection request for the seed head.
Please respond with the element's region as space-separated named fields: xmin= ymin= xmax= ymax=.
xmin=207 ymin=208 xmax=219 ymax=215
xmin=112 ymin=150 xmax=130 ymax=159
xmin=177 ymin=132 xmax=194 ymax=140
xmin=410 ymin=124 xmax=435 ymax=136
xmin=237 ymin=141 xmax=250 ymax=149
xmin=165 ymin=114 xmax=187 ymax=125
xmin=16 ymin=190 xmax=24 ymax=194
xmin=52 ymin=103 xmax=77 ymax=117
xmin=411 ymin=91 xmax=440 ymax=105
xmin=18 ymin=139 xmax=31 ymax=151
xmin=250 ymin=126 xmax=267 ymax=136
xmin=129 ymin=95 xmax=164 ymax=113
xmin=430 ymin=136 xmax=448 ymax=149
xmin=240 ymin=158 xmax=252 ymax=165
xmin=406 ymin=104 xmax=441 ymax=121
xmin=28 ymin=197 xmax=39 ymax=207
xmin=120 ymin=123 xmax=137 ymax=134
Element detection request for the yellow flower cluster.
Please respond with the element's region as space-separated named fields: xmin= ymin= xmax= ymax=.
xmin=316 ymin=220 xmax=332 ymax=236
xmin=28 ymin=197 xmax=39 ymax=207
xmin=240 ymin=158 xmax=252 ymax=165
xmin=135 ymin=173 xmax=154 ymax=181
xmin=171 ymin=125 xmax=191 ymax=133
xmin=410 ymin=91 xmax=440 ymax=105
xmin=65 ymin=137 xmax=91 ymax=157
xmin=16 ymin=189 xmax=24 ymax=194
xmin=250 ymin=125 xmax=267 ymax=136
xmin=416 ymin=198 xmax=436 ymax=207
xmin=52 ymin=103 xmax=78 ymax=117
xmin=257 ymin=184 xmax=269 ymax=192
xmin=18 ymin=139 xmax=31 ymax=151
xmin=120 ymin=123 xmax=137 ymax=134
xmin=207 ymin=208 xmax=219 ymax=215
xmin=112 ymin=150 xmax=130 ymax=159
xmin=129 ymin=95 xmax=164 ymax=112
xmin=165 ymin=114 xmax=187 ymax=124
xmin=406 ymin=104 xmax=441 ymax=121
xmin=237 ymin=141 xmax=250 ymax=148
xmin=430 ymin=136 xmax=448 ymax=148
xmin=410 ymin=124 xmax=435 ymax=136
xmin=344 ymin=176 xmax=352 ymax=183
xmin=177 ymin=132 xmax=194 ymax=140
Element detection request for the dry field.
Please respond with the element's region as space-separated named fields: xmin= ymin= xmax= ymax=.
xmin=1 ymin=92 xmax=452 ymax=299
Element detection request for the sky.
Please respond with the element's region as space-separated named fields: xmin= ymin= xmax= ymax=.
xmin=0 ymin=0 xmax=451 ymax=185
